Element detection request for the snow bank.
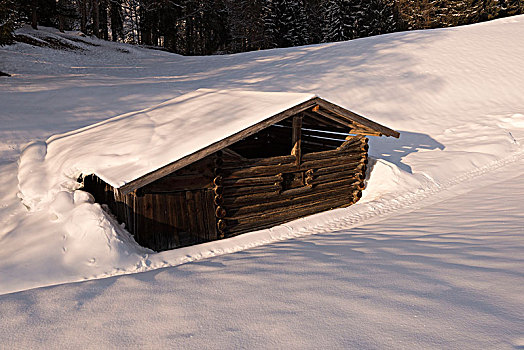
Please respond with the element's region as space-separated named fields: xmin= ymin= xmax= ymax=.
xmin=1 ymin=17 xmax=524 ymax=294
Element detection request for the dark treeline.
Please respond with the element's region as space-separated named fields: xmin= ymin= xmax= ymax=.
xmin=1 ymin=0 xmax=523 ymax=53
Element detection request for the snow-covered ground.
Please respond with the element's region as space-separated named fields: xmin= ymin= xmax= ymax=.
xmin=0 ymin=16 xmax=523 ymax=347
xmin=0 ymin=156 xmax=522 ymax=349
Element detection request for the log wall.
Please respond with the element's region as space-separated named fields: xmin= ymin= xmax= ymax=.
xmin=217 ymin=135 xmax=368 ymax=236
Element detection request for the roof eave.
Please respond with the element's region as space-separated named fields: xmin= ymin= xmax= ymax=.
xmin=314 ymin=97 xmax=400 ymax=138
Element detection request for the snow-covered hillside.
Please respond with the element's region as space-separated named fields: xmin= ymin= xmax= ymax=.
xmin=0 ymin=16 xmax=523 ymax=301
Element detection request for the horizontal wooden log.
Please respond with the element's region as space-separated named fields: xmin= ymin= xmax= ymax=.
xmin=227 ymin=202 xmax=351 ymax=232
xmin=223 ymin=176 xmax=362 ymax=207
xmin=226 ymin=188 xmax=363 ymax=236
xmin=302 ymin=146 xmax=367 ymax=162
xmin=228 ymin=192 xmax=353 ymax=223
xmin=312 ymin=170 xmax=365 ymax=185
xmin=226 ymin=196 xmax=352 ymax=228
xmin=338 ymin=136 xmax=367 ymax=151
xmin=222 ymin=154 xmax=296 ymax=169
xmin=226 ymin=195 xmax=358 ymax=234
xmin=303 ymin=139 xmax=366 ymax=153
xmin=312 ymin=162 xmax=366 ymax=176
xmin=302 ymin=153 xmax=367 ymax=169
xmin=280 ymin=185 xmax=313 ymax=197
xmin=226 ymin=183 xmax=361 ymax=217
xmin=222 ymin=174 xmax=283 ymax=187
xmin=223 ymin=183 xmax=282 ymax=198
xmin=313 ymin=176 xmax=363 ymax=191
xmin=223 ymin=153 xmax=366 ymax=179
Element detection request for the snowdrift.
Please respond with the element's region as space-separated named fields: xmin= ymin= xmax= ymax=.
xmin=1 ymin=18 xmax=524 ymax=294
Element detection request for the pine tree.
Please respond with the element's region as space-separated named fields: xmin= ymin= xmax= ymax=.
xmin=263 ymin=0 xmax=311 ymax=48
xmin=225 ymin=0 xmax=265 ymax=53
xmin=0 ymin=0 xmax=15 ymax=45
xmin=56 ymin=0 xmax=77 ymax=32
xmin=357 ymin=0 xmax=396 ymax=37
xmin=200 ymin=0 xmax=230 ymax=54
xmin=281 ymin=0 xmax=310 ymax=47
xmin=303 ymin=0 xmax=323 ymax=44
xmin=262 ymin=0 xmax=278 ymax=48
xmin=322 ymin=0 xmax=355 ymax=42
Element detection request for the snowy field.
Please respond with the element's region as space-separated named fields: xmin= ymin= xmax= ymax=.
xmin=0 ymin=16 xmax=523 ymax=348
xmin=0 ymin=160 xmax=522 ymax=348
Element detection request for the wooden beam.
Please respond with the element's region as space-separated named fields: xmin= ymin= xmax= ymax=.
xmin=222 ymin=147 xmax=248 ymax=162
xmin=313 ymin=108 xmax=357 ymax=129
xmin=222 ymin=154 xmax=295 ymax=169
xmin=117 ymin=98 xmax=318 ymax=195
xmin=291 ymin=114 xmax=302 ymax=166
xmin=314 ymin=98 xmax=400 ymax=138
xmin=222 ymin=153 xmax=365 ymax=178
xmin=312 ymin=108 xmax=382 ymax=135
xmin=303 ymin=111 xmax=346 ymax=130
xmin=223 ymin=174 xmax=283 ymax=187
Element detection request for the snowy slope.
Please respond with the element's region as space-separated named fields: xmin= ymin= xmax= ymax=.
xmin=0 ymin=157 xmax=522 ymax=349
xmin=0 ymin=18 xmax=524 ymax=295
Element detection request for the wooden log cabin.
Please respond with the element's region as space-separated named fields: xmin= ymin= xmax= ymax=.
xmin=80 ymin=89 xmax=399 ymax=251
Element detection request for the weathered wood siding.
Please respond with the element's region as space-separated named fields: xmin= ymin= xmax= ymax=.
xmin=83 ymin=156 xmax=220 ymax=251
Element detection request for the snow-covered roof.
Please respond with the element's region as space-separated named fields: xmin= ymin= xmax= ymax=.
xmin=46 ymin=89 xmax=316 ymax=190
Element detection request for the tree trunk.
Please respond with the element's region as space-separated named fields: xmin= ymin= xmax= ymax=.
xmin=31 ymin=0 xmax=38 ymax=30
xmin=109 ymin=0 xmax=123 ymax=41
xmin=92 ymin=0 xmax=100 ymax=38
xmin=57 ymin=0 xmax=65 ymax=32
xmin=99 ymin=0 xmax=108 ymax=40
xmin=80 ymin=0 xmax=87 ymax=34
